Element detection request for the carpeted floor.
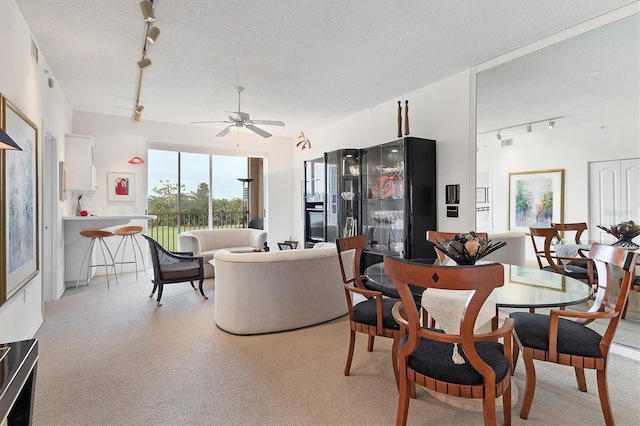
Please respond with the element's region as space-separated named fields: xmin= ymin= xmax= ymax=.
xmin=32 ymin=272 xmax=640 ymax=425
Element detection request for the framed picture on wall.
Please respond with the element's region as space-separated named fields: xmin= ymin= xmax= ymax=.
xmin=107 ymin=172 xmax=135 ymax=202
xmin=0 ymin=94 xmax=40 ymax=305
xmin=508 ymin=169 xmax=564 ymax=233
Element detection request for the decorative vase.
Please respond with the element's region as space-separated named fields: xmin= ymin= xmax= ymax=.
xmin=76 ymin=197 xmax=82 ymax=216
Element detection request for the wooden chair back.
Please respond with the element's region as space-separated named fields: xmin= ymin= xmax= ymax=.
xmin=529 ymin=227 xmax=562 ymax=272
xmin=552 ymin=222 xmax=587 ymax=242
xmin=384 ymin=256 xmax=512 ymax=426
xmin=335 ymin=234 xmax=366 ymax=290
xmin=586 ymin=243 xmax=638 ymax=340
xmin=426 ymin=231 xmax=488 ymax=262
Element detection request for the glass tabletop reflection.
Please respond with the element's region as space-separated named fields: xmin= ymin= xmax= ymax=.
xmin=364 ymin=260 xmax=593 ymax=309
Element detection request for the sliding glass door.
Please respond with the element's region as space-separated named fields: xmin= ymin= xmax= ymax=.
xmin=147 ymin=149 xmax=247 ymax=249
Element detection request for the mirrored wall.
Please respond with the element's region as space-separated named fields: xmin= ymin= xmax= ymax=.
xmin=475 ymin=13 xmax=640 ymax=349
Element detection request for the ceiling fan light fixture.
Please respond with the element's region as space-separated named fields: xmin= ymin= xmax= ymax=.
xmin=137 ymin=58 xmax=151 ymax=69
xmin=140 ymin=0 xmax=155 ymax=22
xmin=146 ymin=26 xmax=160 ymax=43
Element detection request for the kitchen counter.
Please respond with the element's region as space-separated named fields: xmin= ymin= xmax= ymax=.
xmin=63 ymin=215 xmax=156 ymax=286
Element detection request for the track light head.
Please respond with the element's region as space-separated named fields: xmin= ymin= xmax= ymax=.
xmin=136 ymin=105 xmax=144 ymax=113
xmin=548 ymin=120 xmax=555 ymax=129
xmin=146 ymin=26 xmax=160 ymax=43
xmin=496 ymin=131 xmax=502 ymax=141
xmin=140 ymin=0 xmax=155 ymax=22
xmin=137 ymin=58 xmax=152 ymax=69
xmin=526 ymin=124 xmax=532 ymax=133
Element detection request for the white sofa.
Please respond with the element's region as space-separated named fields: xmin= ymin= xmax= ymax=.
xmin=213 ymin=245 xmax=348 ymax=335
xmin=483 ymin=231 xmax=526 ymax=266
xmin=178 ymin=229 xmax=267 ymax=278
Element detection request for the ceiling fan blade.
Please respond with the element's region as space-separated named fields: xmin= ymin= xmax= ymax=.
xmin=189 ymin=120 xmax=231 ymax=124
xmin=245 ymin=124 xmax=272 ymax=138
xmin=215 ymin=125 xmax=234 ymax=138
xmin=250 ymin=120 xmax=285 ymax=126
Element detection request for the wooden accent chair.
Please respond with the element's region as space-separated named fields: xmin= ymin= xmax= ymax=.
xmin=529 ymin=227 xmax=591 ymax=284
xmin=509 ymin=243 xmax=638 ymax=424
xmin=385 ymin=257 xmax=513 ymax=426
xmin=142 ymin=235 xmax=208 ymax=306
xmin=335 ymin=235 xmax=402 ymax=380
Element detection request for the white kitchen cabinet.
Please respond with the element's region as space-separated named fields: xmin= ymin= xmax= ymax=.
xmin=66 ymin=134 xmax=97 ymax=191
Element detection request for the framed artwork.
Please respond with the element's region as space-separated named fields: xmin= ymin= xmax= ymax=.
xmin=508 ymin=169 xmax=563 ymax=233
xmin=107 ymin=172 xmax=135 ymax=201
xmin=0 ymin=94 xmax=40 ymax=305
xmin=476 ymin=187 xmax=487 ymax=203
xmin=59 ymin=161 xmax=67 ymax=201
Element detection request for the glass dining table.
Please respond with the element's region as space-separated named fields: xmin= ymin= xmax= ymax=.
xmin=364 ymin=259 xmax=593 ymax=309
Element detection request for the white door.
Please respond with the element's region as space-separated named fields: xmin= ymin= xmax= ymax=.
xmin=589 ymin=158 xmax=640 ymax=243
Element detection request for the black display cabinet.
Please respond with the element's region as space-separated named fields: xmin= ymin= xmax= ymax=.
xmin=303 ymin=157 xmax=326 ymax=248
xmin=325 ymin=149 xmax=361 ymax=243
xmin=360 ymin=137 xmax=436 ymax=269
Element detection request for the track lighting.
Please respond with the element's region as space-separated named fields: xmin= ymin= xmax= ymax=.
xmin=496 ymin=131 xmax=502 ymax=141
xmin=140 ymin=0 xmax=155 ymax=22
xmin=480 ymin=117 xmax=561 ymax=139
xmin=526 ymin=124 xmax=532 ymax=133
xmin=137 ymin=58 xmax=151 ymax=69
xmin=134 ymin=105 xmax=144 ymax=121
xmin=146 ymin=26 xmax=160 ymax=43
xmin=548 ymin=120 xmax=555 ymax=129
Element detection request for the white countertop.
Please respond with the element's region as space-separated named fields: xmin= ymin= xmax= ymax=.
xmin=63 ymin=215 xmax=157 ymax=220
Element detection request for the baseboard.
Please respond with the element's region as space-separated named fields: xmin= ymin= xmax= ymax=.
xmin=610 ymin=343 xmax=640 ymax=362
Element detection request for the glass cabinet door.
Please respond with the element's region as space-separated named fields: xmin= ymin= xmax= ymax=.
xmin=361 ymin=140 xmax=405 ymax=257
xmin=325 ymin=149 xmax=360 ymax=242
xmin=304 ymin=157 xmax=325 ymax=203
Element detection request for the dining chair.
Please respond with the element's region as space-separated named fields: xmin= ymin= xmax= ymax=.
xmin=335 ymin=235 xmax=402 ymax=381
xmin=385 ymin=257 xmax=513 ymax=426
xmin=424 ymin=231 xmax=493 ymax=327
xmin=529 ymin=227 xmax=592 ymax=285
xmin=509 ymin=243 xmax=638 ymax=424
xmin=142 ymin=235 xmax=208 ymax=306
xmin=552 ymin=222 xmax=595 ymax=275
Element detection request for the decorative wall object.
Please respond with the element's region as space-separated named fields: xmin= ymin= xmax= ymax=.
xmin=509 ymin=169 xmax=564 ymax=232
xmin=107 ymin=172 xmax=135 ymax=202
xmin=476 ymin=187 xmax=487 ymax=203
xmin=0 ymin=94 xmax=40 ymax=305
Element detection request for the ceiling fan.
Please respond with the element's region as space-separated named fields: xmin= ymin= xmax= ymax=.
xmin=189 ymin=86 xmax=285 ymax=138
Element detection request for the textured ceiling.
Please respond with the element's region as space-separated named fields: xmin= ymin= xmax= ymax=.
xmin=14 ymin=0 xmax=638 ymax=138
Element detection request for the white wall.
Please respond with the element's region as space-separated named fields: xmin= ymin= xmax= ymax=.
xmin=72 ymin=112 xmax=296 ymax=247
xmin=0 ymin=0 xmax=74 ymax=341
xmin=292 ymin=71 xmax=475 ymax=244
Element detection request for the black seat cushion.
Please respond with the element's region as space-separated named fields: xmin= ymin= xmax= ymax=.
xmin=510 ymin=312 xmax=603 ymax=358
xmin=353 ymin=297 xmax=400 ymax=330
xmin=398 ymin=333 xmax=508 ymax=385
xmin=542 ymin=264 xmax=590 ymax=280
xmin=160 ymin=261 xmax=201 ymax=281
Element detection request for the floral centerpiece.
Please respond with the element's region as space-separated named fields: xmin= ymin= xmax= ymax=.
xmin=597 ymin=221 xmax=640 ymax=249
xmin=428 ymin=231 xmax=507 ymax=265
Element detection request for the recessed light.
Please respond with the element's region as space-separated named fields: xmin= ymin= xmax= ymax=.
xmin=585 ymin=71 xmax=600 ymax=77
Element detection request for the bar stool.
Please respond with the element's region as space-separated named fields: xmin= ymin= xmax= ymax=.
xmin=113 ymin=225 xmax=146 ymax=280
xmin=76 ymin=230 xmax=119 ymax=291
